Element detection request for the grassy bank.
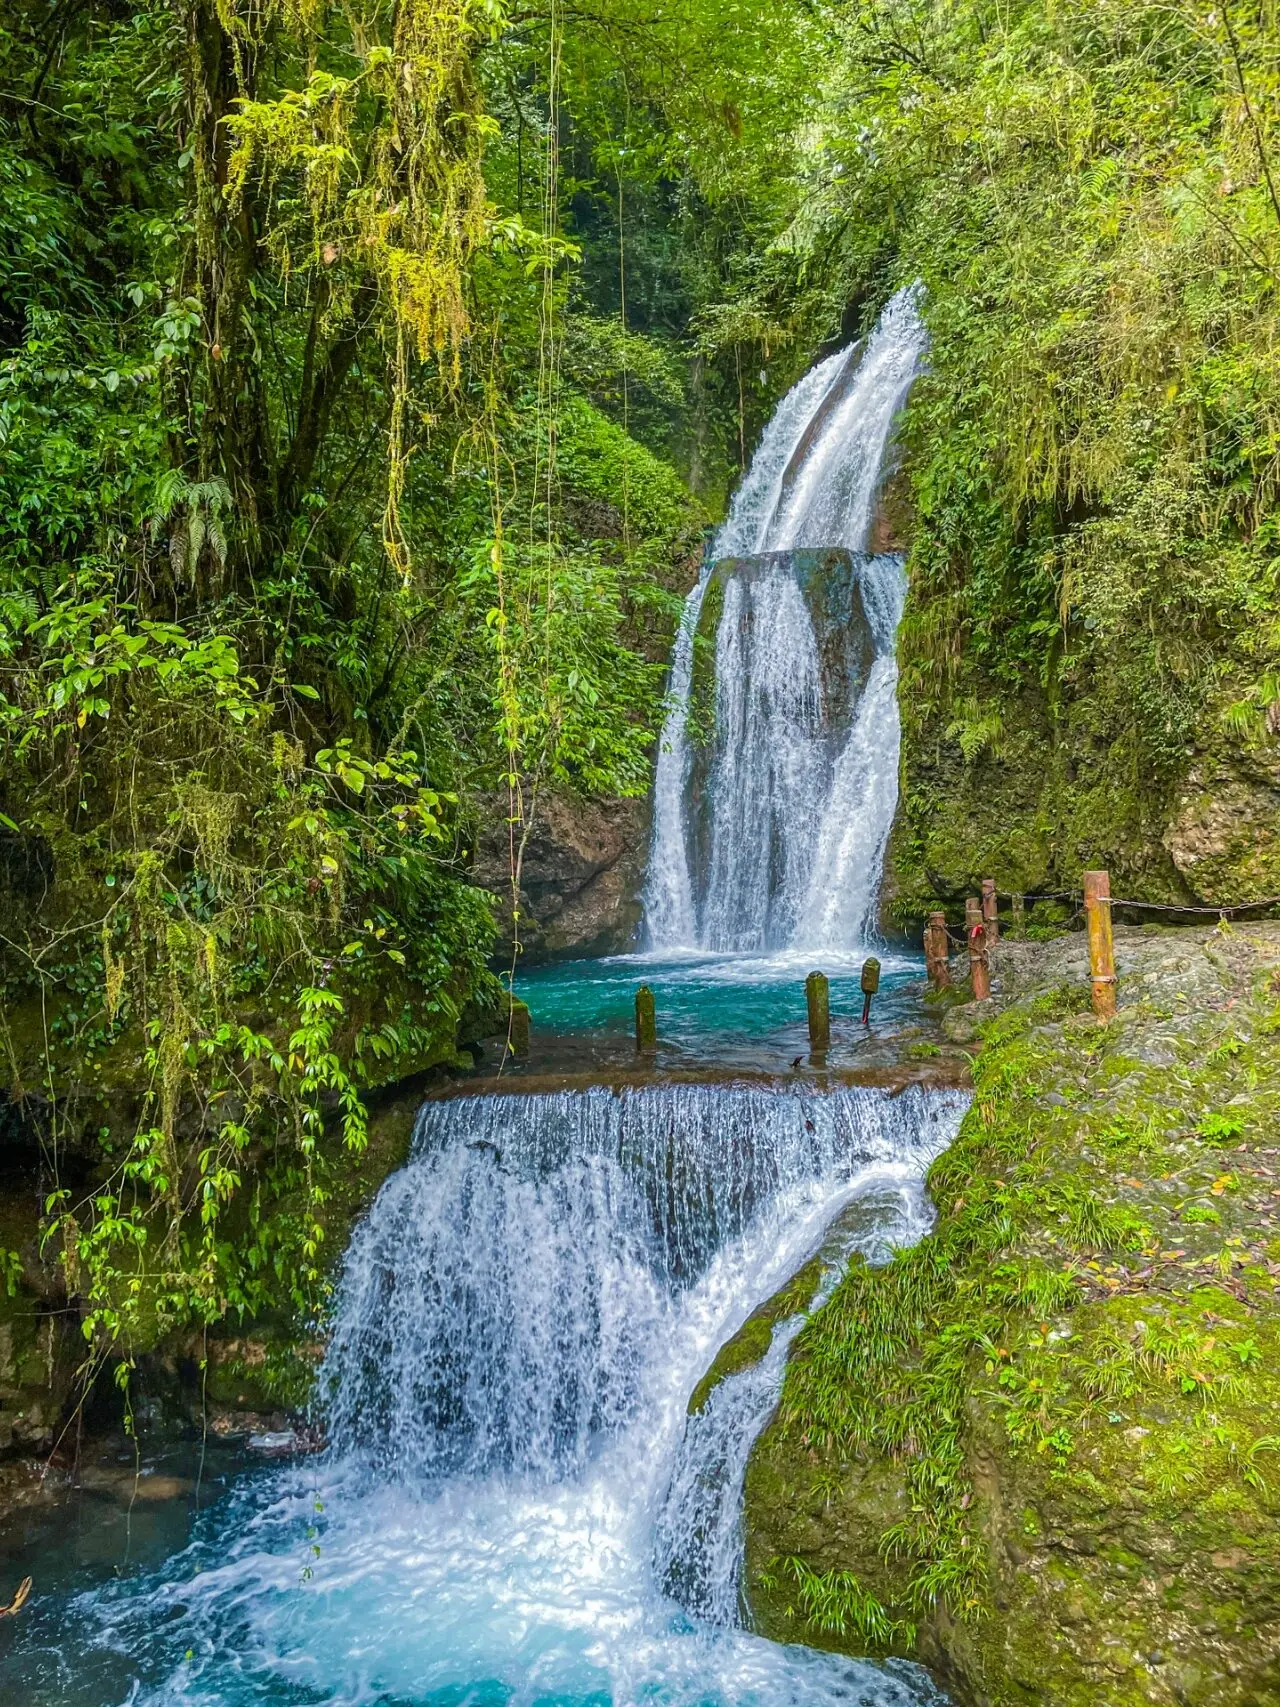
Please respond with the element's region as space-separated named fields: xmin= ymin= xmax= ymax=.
xmin=746 ymin=922 xmax=1280 ymax=1706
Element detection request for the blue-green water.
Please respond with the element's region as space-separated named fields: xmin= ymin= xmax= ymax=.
xmin=506 ymin=948 xmax=932 ymax=1074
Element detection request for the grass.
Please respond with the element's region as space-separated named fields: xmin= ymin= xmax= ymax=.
xmin=747 ymin=932 xmax=1280 ymax=1694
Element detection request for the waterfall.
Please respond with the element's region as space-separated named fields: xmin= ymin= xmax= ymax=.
xmin=644 ymin=556 xmax=712 ymax=948
xmin=700 ymin=565 xmax=827 ymax=949
xmin=324 ymin=1082 xmax=964 ymax=1480
xmin=645 ymin=284 xmax=925 ymax=953
xmin=308 ymin=1081 xmax=965 ymax=1703
xmin=20 ymin=1080 xmax=966 ymax=1706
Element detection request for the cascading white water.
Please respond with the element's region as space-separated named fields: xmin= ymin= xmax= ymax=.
xmin=324 ymin=1083 xmax=962 ymax=1483
xmin=644 ymin=558 xmax=713 ymax=948
xmin=645 ymin=284 xmax=925 ymax=954
xmin=700 ymin=566 xmax=827 ymax=949
xmin=654 ymin=1180 xmax=933 ymax=1626
xmin=311 ymin=1081 xmax=966 ymax=1700
xmin=30 ymin=1083 xmax=963 ymax=1707
xmin=640 ymin=342 xmax=863 ymax=950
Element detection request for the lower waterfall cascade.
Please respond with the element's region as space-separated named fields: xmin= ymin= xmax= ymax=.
xmin=7 ymin=1082 xmax=967 ymax=1707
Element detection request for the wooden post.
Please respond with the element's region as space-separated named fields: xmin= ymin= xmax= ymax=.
xmin=860 ymin=956 xmax=881 ymax=1024
xmin=635 ymin=985 xmax=656 ymax=1052
xmin=925 ymin=912 xmax=951 ymax=989
xmin=509 ymin=1000 xmax=531 ymax=1057
xmin=1083 ymin=870 xmax=1116 ymax=1022
xmin=966 ymin=896 xmax=991 ymax=1001
xmin=806 ymin=971 xmax=830 ymax=1054
xmin=982 ymin=877 xmax=999 ymax=945
xmin=1010 ymin=893 xmax=1025 ymax=939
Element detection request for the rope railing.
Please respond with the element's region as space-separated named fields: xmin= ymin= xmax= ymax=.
xmin=1109 ymin=895 xmax=1280 ymax=915
xmin=933 ymin=889 xmax=1280 ymax=921
xmin=925 ymin=867 xmax=1280 ymax=1021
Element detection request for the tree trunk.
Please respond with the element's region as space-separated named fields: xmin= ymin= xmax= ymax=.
xmin=181 ymin=0 xmax=277 ymax=581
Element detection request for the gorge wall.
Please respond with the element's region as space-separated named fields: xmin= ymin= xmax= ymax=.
xmin=470 ymin=789 xmax=650 ymax=961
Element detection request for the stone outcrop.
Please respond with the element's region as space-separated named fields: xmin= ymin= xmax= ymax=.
xmin=868 ymin=464 xmax=913 ymax=554
xmin=1164 ymin=746 xmax=1280 ymax=904
xmin=471 ymin=789 xmax=650 ymax=961
xmin=731 ymin=923 xmax=1280 ymax=1707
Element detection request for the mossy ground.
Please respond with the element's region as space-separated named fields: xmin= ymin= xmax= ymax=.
xmin=745 ymin=922 xmax=1280 ymax=1707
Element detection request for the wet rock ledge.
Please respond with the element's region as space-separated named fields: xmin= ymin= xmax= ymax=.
xmin=737 ymin=921 xmax=1280 ymax=1707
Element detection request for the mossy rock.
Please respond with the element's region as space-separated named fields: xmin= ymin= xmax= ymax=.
xmin=743 ymin=922 xmax=1280 ymax=1706
xmin=688 ymin=1257 xmax=823 ymax=1415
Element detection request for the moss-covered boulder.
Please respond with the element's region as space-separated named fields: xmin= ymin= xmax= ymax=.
xmin=744 ymin=922 xmax=1280 ymax=1706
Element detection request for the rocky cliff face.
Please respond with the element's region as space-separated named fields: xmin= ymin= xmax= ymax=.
xmin=471 ymin=790 xmax=650 ymax=962
xmin=1163 ymin=740 xmax=1280 ymax=905
xmin=879 ymin=430 xmax=1280 ymax=923
xmin=728 ymin=924 xmax=1280 ymax=1707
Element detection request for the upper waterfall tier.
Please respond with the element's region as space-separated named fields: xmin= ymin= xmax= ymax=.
xmin=716 ymin=283 xmax=926 ymax=558
xmin=686 ymin=548 xmax=905 ymax=952
xmin=644 ymin=285 xmax=925 ymax=953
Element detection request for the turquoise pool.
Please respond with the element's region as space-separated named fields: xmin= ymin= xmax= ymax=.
xmin=497 ymin=946 xmax=933 ymax=1075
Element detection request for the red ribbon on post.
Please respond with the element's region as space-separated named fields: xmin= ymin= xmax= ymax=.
xmin=965 ymin=895 xmax=991 ymax=1001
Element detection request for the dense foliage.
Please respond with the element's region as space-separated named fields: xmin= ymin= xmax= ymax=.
xmin=826 ymin=1 xmax=1280 ymax=907
xmin=5 ymin=0 xmax=1280 ymax=1405
xmin=0 ymin=0 xmax=813 ymax=1379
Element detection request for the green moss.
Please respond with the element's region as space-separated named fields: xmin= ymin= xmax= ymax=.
xmin=685 ymin=575 xmax=724 ymax=751
xmin=555 ymin=394 xmax=706 ymax=560
xmin=688 ymin=1256 xmax=822 ymax=1414
xmin=745 ymin=925 xmax=1280 ymax=1704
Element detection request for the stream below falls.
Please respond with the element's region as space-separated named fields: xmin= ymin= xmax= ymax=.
xmin=0 ymin=1079 xmax=967 ymax=1707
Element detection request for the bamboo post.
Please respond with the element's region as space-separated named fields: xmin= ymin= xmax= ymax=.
xmin=806 ymin=971 xmax=830 ymax=1055
xmin=925 ymin=913 xmax=951 ymax=989
xmin=1083 ymin=870 xmax=1116 ymax=1022
xmin=635 ymin=985 xmax=657 ymax=1053
xmin=966 ymin=896 xmax=991 ymax=1001
xmin=982 ymin=877 xmax=999 ymax=944
xmin=509 ymin=1000 xmax=531 ymax=1057
xmin=1010 ymin=893 xmax=1025 ymax=939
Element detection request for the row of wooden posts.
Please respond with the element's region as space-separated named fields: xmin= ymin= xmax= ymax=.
xmin=504 ymin=869 xmax=1119 ymax=1058
xmin=922 ymin=869 xmax=1117 ymax=1022
xmin=632 ymin=963 xmax=881 ymax=1058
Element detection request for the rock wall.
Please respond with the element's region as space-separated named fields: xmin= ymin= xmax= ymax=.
xmin=1163 ymin=741 xmax=1280 ymax=905
xmin=876 ymin=435 xmax=1280 ymax=922
xmin=471 ymin=789 xmax=650 ymax=962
